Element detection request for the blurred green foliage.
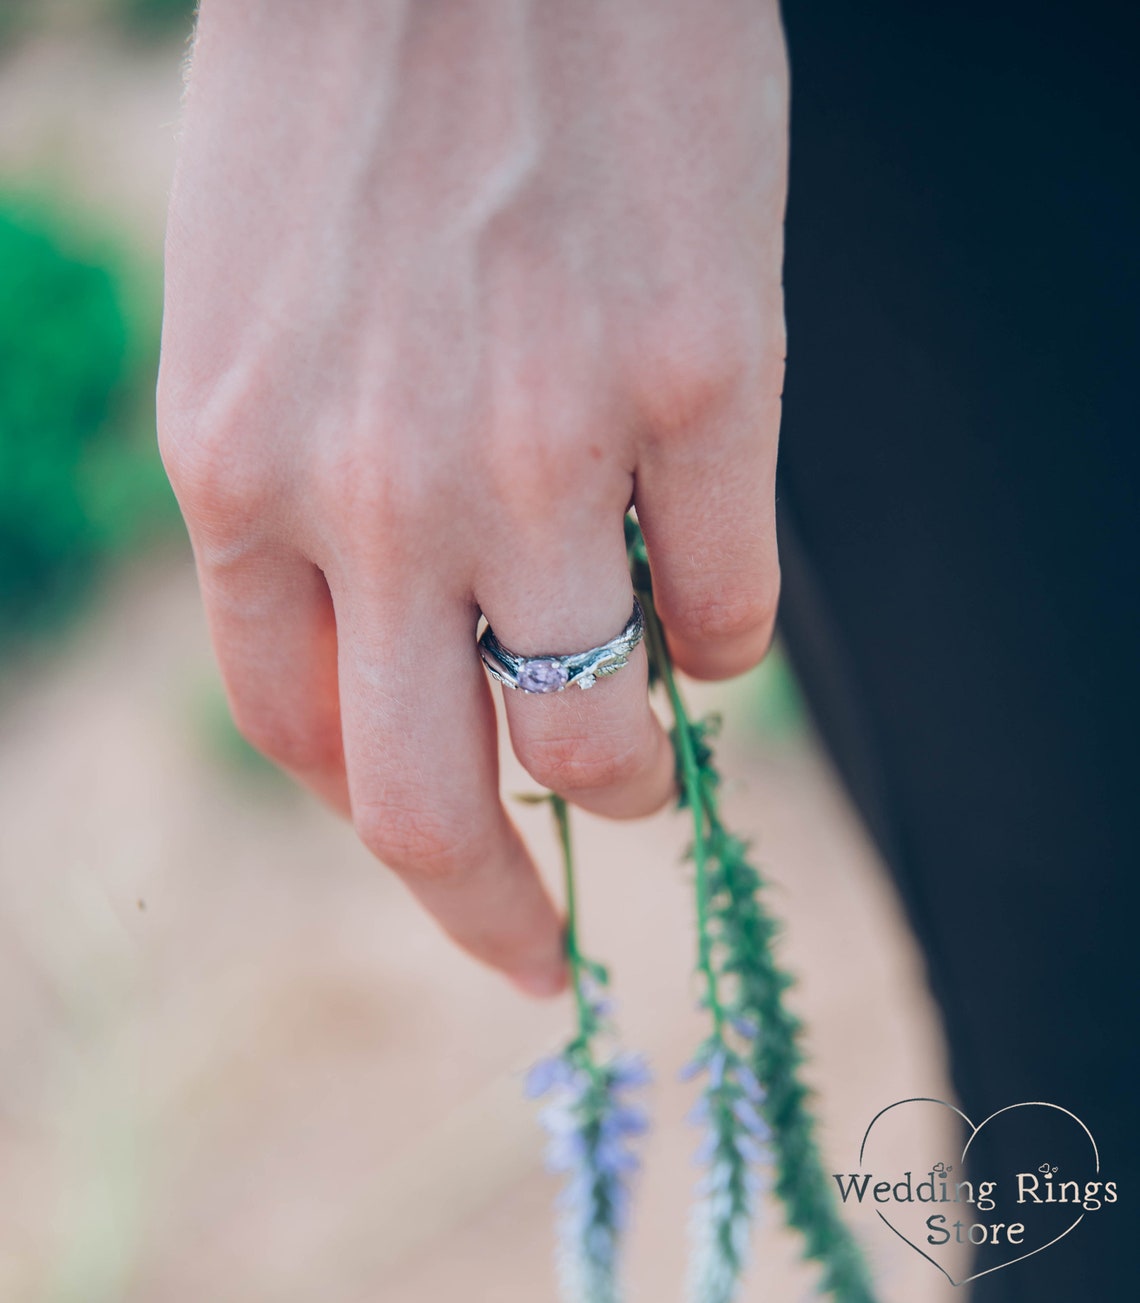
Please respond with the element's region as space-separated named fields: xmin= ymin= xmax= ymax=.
xmin=0 ymin=2 xmax=35 ymax=52
xmin=114 ymin=0 xmax=198 ymax=42
xmin=0 ymin=193 xmax=178 ymax=654
xmin=746 ymin=644 xmax=806 ymax=741
xmin=0 ymin=0 xmax=196 ymax=54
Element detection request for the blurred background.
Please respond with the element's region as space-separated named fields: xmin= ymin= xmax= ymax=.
xmin=0 ymin=6 xmax=962 ymax=1301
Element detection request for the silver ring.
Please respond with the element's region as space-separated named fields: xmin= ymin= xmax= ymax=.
xmin=479 ymin=599 xmax=645 ymax=694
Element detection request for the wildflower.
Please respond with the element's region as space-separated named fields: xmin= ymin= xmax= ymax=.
xmin=684 ymin=1043 xmax=771 ymax=1303
xmin=528 ymin=1049 xmax=651 ymax=1303
xmin=518 ymin=522 xmax=881 ymax=1303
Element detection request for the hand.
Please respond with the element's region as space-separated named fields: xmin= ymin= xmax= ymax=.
xmin=158 ymin=0 xmax=788 ymax=996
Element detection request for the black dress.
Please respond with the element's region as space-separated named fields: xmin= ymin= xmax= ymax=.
xmin=777 ymin=1 xmax=1139 ymax=1297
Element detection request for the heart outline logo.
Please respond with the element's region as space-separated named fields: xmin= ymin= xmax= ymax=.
xmin=858 ymin=1097 xmax=1101 ymax=1287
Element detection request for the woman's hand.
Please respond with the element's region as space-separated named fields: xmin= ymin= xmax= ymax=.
xmin=158 ymin=0 xmax=788 ymax=996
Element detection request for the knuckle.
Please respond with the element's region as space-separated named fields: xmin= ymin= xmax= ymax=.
xmin=157 ymin=379 xmax=277 ymax=534
xmin=482 ymin=416 xmax=596 ymax=532
xmin=484 ymin=442 xmax=559 ymax=527
xmin=310 ymin=428 xmax=437 ymax=561
xmin=354 ymin=800 xmax=483 ymax=882
xmin=482 ymin=335 xmax=608 ymax=527
xmin=520 ymin=732 xmax=648 ymax=795
xmin=632 ymin=294 xmax=758 ymax=436
xmin=312 ymin=436 xmax=392 ymax=520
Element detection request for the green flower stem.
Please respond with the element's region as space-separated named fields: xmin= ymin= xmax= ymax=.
xmin=551 ymin=793 xmax=595 ymax=1064
xmin=630 ymin=520 xmax=878 ymax=1303
xmin=639 ymin=590 xmax=726 ymax=1037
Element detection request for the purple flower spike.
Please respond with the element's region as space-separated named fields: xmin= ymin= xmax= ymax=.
xmin=610 ymin=1053 xmax=652 ymax=1089
xmin=686 ymin=1096 xmax=711 ymax=1126
xmin=526 ymin=1055 xmax=574 ymax=1099
xmin=526 ymin=1046 xmax=650 ymax=1303
xmin=734 ymin=1132 xmax=768 ymax=1165
xmin=679 ymin=1055 xmax=707 ymax=1082
xmin=602 ymin=1105 xmax=650 ymax=1138
xmin=692 ymin=1130 xmax=719 ymax=1168
xmin=686 ymin=1041 xmax=770 ymax=1303
xmin=731 ymin=1097 xmax=770 ymax=1139
xmin=732 ymin=1064 xmax=765 ymax=1104
xmin=729 ymin=1015 xmax=759 ymax=1041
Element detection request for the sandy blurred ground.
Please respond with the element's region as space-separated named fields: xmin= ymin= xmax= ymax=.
xmin=0 ymin=28 xmax=966 ymax=1303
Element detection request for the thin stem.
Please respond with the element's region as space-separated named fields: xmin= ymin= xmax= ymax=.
xmin=638 ymin=590 xmax=725 ymax=1035
xmin=551 ymin=793 xmax=597 ymax=1068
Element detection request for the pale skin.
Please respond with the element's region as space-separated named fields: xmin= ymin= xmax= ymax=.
xmin=158 ymin=0 xmax=789 ymax=997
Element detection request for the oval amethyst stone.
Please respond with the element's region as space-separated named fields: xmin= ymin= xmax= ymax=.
xmin=517 ymin=658 xmax=570 ymax=693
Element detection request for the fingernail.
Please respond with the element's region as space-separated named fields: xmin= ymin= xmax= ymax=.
xmin=510 ymin=964 xmax=569 ymax=999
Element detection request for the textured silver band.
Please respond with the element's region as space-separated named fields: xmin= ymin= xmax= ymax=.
xmin=479 ymin=599 xmax=645 ymax=694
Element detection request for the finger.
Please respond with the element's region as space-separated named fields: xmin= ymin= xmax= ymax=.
xmin=332 ymin=575 xmax=567 ymax=997
xmin=195 ymin=545 xmax=350 ymax=814
xmin=634 ymin=384 xmax=781 ymax=681
xmin=477 ymin=512 xmax=675 ymax=820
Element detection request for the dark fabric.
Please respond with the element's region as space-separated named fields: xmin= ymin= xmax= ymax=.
xmin=777 ymin=2 xmax=1139 ymax=1298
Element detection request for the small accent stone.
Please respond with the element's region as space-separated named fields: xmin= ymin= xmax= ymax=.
xmin=518 ymin=658 xmax=569 ymax=693
xmin=576 ymin=673 xmax=597 ymax=690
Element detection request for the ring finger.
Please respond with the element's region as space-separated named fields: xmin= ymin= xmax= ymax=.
xmin=476 ymin=509 xmax=675 ymax=820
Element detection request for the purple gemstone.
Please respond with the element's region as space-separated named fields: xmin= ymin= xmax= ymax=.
xmin=517 ymin=659 xmax=569 ymax=693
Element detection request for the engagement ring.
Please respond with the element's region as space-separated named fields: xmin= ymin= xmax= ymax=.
xmin=478 ymin=600 xmax=645 ymax=694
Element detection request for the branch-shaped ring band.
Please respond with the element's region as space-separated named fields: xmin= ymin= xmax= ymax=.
xmin=479 ymin=599 xmax=645 ymax=694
